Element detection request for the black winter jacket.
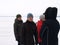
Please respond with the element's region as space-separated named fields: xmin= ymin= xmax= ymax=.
xmin=14 ymin=19 xmax=23 ymax=42
xmin=22 ymin=20 xmax=38 ymax=45
xmin=40 ymin=8 xmax=60 ymax=45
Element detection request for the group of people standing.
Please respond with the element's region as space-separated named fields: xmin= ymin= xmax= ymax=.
xmin=14 ymin=7 xmax=60 ymax=45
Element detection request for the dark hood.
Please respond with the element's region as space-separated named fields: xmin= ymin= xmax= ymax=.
xmin=44 ymin=7 xmax=58 ymax=20
xmin=15 ymin=19 xmax=23 ymax=23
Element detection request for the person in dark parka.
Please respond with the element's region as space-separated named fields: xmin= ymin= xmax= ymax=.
xmin=22 ymin=13 xmax=38 ymax=45
xmin=14 ymin=14 xmax=23 ymax=45
xmin=40 ymin=7 xmax=60 ymax=45
xmin=59 ymin=24 xmax=60 ymax=29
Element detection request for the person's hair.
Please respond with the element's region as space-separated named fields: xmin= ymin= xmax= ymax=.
xmin=40 ymin=15 xmax=45 ymax=19
xmin=16 ymin=14 xmax=21 ymax=18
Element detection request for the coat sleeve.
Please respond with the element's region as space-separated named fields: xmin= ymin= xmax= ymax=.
xmin=14 ymin=23 xmax=18 ymax=41
xmin=40 ymin=22 xmax=48 ymax=38
xmin=22 ymin=23 xmax=26 ymax=44
xmin=33 ymin=24 xmax=38 ymax=44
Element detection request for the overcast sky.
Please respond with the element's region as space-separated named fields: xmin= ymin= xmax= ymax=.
xmin=0 ymin=0 xmax=60 ymax=16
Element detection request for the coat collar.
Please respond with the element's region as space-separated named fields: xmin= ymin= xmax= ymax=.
xmin=26 ymin=20 xmax=34 ymax=24
xmin=15 ymin=19 xmax=23 ymax=23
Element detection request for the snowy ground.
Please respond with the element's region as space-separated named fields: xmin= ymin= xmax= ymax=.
xmin=0 ymin=16 xmax=60 ymax=45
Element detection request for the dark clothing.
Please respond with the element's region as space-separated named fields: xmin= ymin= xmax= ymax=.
xmin=59 ymin=24 xmax=60 ymax=29
xmin=18 ymin=42 xmax=21 ymax=45
xmin=39 ymin=43 xmax=41 ymax=45
xmin=40 ymin=8 xmax=59 ymax=45
xmin=22 ymin=20 xmax=38 ymax=45
xmin=40 ymin=20 xmax=59 ymax=45
xmin=14 ymin=19 xmax=23 ymax=43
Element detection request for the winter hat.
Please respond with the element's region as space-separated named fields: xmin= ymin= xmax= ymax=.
xmin=27 ymin=13 xmax=33 ymax=18
xmin=16 ymin=14 xmax=21 ymax=18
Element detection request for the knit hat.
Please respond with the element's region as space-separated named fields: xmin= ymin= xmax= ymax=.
xmin=27 ymin=13 xmax=33 ymax=18
xmin=16 ymin=14 xmax=21 ymax=18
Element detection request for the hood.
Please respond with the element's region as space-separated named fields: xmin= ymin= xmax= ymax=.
xmin=44 ymin=7 xmax=58 ymax=20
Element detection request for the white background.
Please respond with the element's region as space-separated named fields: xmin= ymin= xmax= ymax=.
xmin=0 ymin=0 xmax=60 ymax=45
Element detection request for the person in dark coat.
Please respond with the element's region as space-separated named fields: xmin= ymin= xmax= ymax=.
xmin=22 ymin=13 xmax=38 ymax=45
xmin=40 ymin=7 xmax=60 ymax=45
xmin=59 ymin=24 xmax=60 ymax=29
xmin=14 ymin=14 xmax=23 ymax=45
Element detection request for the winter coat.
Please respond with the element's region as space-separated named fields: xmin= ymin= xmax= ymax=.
xmin=36 ymin=20 xmax=43 ymax=43
xmin=59 ymin=24 xmax=60 ymax=29
xmin=22 ymin=20 xmax=38 ymax=45
xmin=40 ymin=8 xmax=60 ymax=45
xmin=14 ymin=19 xmax=23 ymax=42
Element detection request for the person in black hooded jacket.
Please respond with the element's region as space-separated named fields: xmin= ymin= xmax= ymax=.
xmin=59 ymin=24 xmax=60 ymax=29
xmin=14 ymin=14 xmax=23 ymax=45
xmin=40 ymin=7 xmax=60 ymax=45
xmin=22 ymin=13 xmax=38 ymax=45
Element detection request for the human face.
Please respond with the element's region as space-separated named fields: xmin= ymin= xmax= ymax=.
xmin=17 ymin=17 xmax=22 ymax=21
xmin=27 ymin=17 xmax=33 ymax=22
